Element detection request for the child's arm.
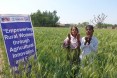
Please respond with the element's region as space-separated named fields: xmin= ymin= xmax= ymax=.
xmin=63 ymin=33 xmax=71 ymax=48
xmin=67 ymin=33 xmax=71 ymax=45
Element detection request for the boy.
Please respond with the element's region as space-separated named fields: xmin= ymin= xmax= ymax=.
xmin=80 ymin=25 xmax=98 ymax=60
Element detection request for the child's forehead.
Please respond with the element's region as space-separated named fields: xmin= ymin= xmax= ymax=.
xmin=71 ymin=27 xmax=77 ymax=30
xmin=86 ymin=26 xmax=94 ymax=30
xmin=72 ymin=27 xmax=76 ymax=29
xmin=86 ymin=27 xmax=92 ymax=29
xmin=71 ymin=27 xmax=79 ymax=32
xmin=85 ymin=27 xmax=92 ymax=31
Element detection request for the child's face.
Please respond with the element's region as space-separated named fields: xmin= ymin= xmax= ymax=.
xmin=86 ymin=27 xmax=93 ymax=37
xmin=71 ymin=27 xmax=78 ymax=36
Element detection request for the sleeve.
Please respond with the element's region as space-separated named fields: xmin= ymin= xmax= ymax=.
xmin=63 ymin=37 xmax=69 ymax=48
xmin=89 ymin=37 xmax=98 ymax=52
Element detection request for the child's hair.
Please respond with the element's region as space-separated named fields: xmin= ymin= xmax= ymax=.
xmin=70 ymin=26 xmax=79 ymax=33
xmin=85 ymin=25 xmax=94 ymax=30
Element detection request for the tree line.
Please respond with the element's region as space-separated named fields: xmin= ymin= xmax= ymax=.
xmin=31 ymin=10 xmax=60 ymax=27
xmin=31 ymin=11 xmax=117 ymax=28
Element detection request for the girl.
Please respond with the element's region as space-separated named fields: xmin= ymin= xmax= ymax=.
xmin=63 ymin=26 xmax=81 ymax=64
xmin=63 ymin=26 xmax=81 ymax=77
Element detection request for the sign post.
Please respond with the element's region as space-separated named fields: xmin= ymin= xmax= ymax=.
xmin=0 ymin=14 xmax=36 ymax=73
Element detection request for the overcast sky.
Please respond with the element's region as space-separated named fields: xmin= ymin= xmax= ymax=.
xmin=0 ymin=0 xmax=117 ymax=24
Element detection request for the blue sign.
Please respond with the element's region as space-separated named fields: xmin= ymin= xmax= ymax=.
xmin=0 ymin=14 xmax=36 ymax=72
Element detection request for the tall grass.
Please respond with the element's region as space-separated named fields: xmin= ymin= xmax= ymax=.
xmin=0 ymin=27 xmax=117 ymax=78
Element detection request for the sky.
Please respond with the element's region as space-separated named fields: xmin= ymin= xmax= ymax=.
xmin=0 ymin=0 xmax=117 ymax=24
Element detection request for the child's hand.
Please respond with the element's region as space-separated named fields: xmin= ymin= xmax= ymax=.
xmin=85 ymin=37 xmax=91 ymax=45
xmin=67 ymin=34 xmax=71 ymax=45
xmin=84 ymin=38 xmax=87 ymax=45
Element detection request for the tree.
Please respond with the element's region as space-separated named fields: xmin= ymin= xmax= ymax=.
xmin=91 ymin=13 xmax=107 ymax=28
xmin=30 ymin=10 xmax=60 ymax=27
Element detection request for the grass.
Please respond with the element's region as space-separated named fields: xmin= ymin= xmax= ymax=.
xmin=0 ymin=27 xmax=117 ymax=78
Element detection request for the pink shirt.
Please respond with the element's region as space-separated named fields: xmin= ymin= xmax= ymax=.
xmin=63 ymin=34 xmax=80 ymax=49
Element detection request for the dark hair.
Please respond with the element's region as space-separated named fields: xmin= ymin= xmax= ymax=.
xmin=71 ymin=26 xmax=79 ymax=33
xmin=85 ymin=25 xmax=94 ymax=30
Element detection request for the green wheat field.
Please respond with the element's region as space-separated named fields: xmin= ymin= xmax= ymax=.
xmin=0 ymin=27 xmax=117 ymax=78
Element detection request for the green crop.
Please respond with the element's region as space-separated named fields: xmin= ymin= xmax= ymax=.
xmin=0 ymin=27 xmax=117 ymax=78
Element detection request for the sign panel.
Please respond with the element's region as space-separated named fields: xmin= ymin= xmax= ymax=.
xmin=0 ymin=14 xmax=36 ymax=72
